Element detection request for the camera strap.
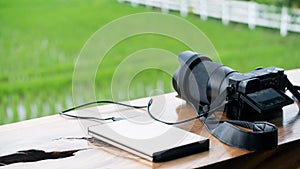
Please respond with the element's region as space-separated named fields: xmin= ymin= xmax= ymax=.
xmin=194 ymin=76 xmax=300 ymax=151
xmin=195 ymin=90 xmax=278 ymax=151
xmin=199 ymin=116 xmax=278 ymax=151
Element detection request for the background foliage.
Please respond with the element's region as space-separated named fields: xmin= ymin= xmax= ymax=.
xmin=0 ymin=0 xmax=299 ymax=124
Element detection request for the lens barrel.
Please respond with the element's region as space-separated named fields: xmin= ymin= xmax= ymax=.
xmin=173 ymin=51 xmax=236 ymax=106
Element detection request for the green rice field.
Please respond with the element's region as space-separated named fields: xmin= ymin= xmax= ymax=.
xmin=1 ymin=0 xmax=300 ymax=124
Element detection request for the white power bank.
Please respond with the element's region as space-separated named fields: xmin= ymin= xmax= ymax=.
xmin=88 ymin=116 xmax=209 ymax=162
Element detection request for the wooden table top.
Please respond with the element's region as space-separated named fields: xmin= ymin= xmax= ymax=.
xmin=1 ymin=69 xmax=300 ymax=169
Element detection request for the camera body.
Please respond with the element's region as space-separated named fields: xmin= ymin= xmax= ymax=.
xmin=225 ymin=67 xmax=293 ymax=120
xmin=172 ymin=51 xmax=297 ymax=121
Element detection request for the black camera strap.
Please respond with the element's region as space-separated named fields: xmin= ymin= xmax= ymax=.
xmin=199 ymin=115 xmax=278 ymax=151
xmin=191 ymin=75 xmax=300 ymax=151
xmin=194 ymin=90 xmax=278 ymax=151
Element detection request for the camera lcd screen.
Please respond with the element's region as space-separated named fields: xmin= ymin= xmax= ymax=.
xmin=246 ymin=88 xmax=293 ymax=111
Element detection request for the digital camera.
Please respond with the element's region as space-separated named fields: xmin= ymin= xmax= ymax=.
xmin=172 ymin=51 xmax=300 ymax=120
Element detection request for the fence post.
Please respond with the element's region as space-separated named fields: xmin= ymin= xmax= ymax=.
xmin=280 ymin=7 xmax=288 ymax=36
xmin=180 ymin=0 xmax=188 ymax=17
xmin=145 ymin=0 xmax=153 ymax=8
xmin=248 ymin=2 xmax=256 ymax=29
xmin=130 ymin=0 xmax=138 ymax=7
xmin=161 ymin=0 xmax=169 ymax=13
xmin=199 ymin=0 xmax=208 ymax=20
xmin=222 ymin=0 xmax=229 ymax=25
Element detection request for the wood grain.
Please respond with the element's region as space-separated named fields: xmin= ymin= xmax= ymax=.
xmin=0 ymin=69 xmax=300 ymax=168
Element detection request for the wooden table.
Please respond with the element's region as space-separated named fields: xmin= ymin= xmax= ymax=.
xmin=1 ymin=69 xmax=300 ymax=169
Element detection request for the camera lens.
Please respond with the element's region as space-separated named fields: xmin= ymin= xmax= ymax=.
xmin=173 ymin=51 xmax=236 ymax=106
xmin=207 ymin=65 xmax=236 ymax=103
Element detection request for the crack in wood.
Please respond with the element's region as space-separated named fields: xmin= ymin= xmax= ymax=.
xmin=53 ymin=137 xmax=112 ymax=147
xmin=0 ymin=149 xmax=84 ymax=166
xmin=53 ymin=137 xmax=92 ymax=141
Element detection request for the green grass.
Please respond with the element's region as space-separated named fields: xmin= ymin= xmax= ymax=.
xmin=0 ymin=0 xmax=300 ymax=124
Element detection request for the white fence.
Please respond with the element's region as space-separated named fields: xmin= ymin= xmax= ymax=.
xmin=118 ymin=0 xmax=300 ymax=36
